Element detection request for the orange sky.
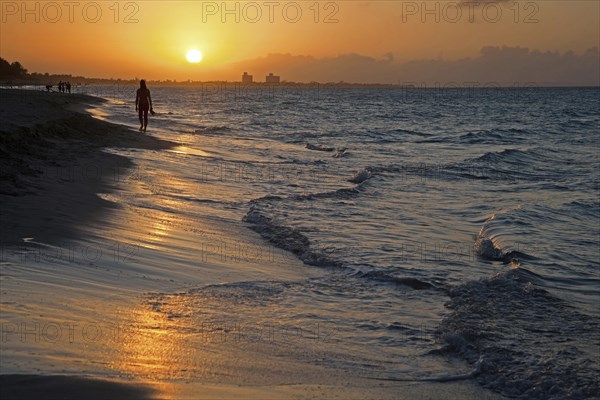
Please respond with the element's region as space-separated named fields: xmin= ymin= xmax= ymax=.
xmin=1 ymin=1 xmax=599 ymax=81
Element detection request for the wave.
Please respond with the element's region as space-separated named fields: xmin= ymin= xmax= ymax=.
xmin=348 ymin=168 xmax=373 ymax=184
xmin=473 ymin=235 xmax=530 ymax=264
xmin=304 ymin=143 xmax=351 ymax=159
xmin=473 ymin=209 xmax=538 ymax=263
xmin=441 ymin=204 xmax=599 ymax=399
xmin=366 ymin=128 xmax=434 ymax=141
xmin=332 ymin=148 xmax=348 ymax=158
xmin=241 ymin=165 xmax=369 ymax=268
xmin=243 ymin=205 xmax=455 ymax=293
xmin=193 ymin=125 xmax=233 ymax=135
xmin=379 ymin=152 xmax=572 ymax=183
xmin=350 ymin=269 xmax=446 ymax=292
xmin=370 ymin=162 xmax=493 ymax=183
xmin=163 ymin=193 xmax=241 ymax=207
xmin=468 ymin=147 xmax=576 ymax=172
xmin=367 ymin=357 xmax=484 ymax=382
xmin=458 ymin=128 xmax=533 ymax=145
xmin=391 ymin=128 xmax=434 ymax=137
xmin=243 ymin=207 xmax=341 ymax=268
xmin=438 ymin=268 xmax=600 ymax=400
xmin=187 ymin=280 xmax=288 ymax=306
xmin=565 ymin=200 xmax=600 ymax=220
xmin=472 ymin=148 xmax=535 ymax=164
xmin=306 ymin=143 xmax=335 ymax=152
xmin=455 ymin=147 xmax=582 ymax=182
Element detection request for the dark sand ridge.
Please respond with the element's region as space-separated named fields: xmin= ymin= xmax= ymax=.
xmin=0 ymin=375 xmax=156 ymax=400
xmin=0 ymin=89 xmax=176 ymax=245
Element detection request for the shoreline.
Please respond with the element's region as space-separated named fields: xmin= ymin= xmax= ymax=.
xmin=0 ymin=373 xmax=510 ymax=400
xmin=0 ymin=89 xmax=176 ymax=245
xmin=0 ymin=89 xmax=510 ymax=400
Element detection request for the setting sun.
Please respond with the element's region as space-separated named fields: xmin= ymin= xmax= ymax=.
xmin=186 ymin=49 xmax=202 ymax=63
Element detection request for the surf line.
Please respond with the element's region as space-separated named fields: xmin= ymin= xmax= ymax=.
xmin=365 ymin=356 xmax=484 ymax=382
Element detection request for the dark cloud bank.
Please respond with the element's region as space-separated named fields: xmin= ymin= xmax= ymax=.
xmin=231 ymin=46 xmax=599 ymax=86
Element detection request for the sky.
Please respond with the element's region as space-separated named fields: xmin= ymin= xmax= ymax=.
xmin=1 ymin=1 xmax=599 ymax=84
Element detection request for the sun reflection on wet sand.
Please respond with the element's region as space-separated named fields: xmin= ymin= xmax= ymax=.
xmin=144 ymin=211 xmax=175 ymax=247
xmin=110 ymin=304 xmax=187 ymax=399
xmin=169 ymin=146 xmax=211 ymax=157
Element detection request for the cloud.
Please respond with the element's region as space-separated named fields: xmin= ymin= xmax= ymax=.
xmin=397 ymin=46 xmax=599 ymax=86
xmin=224 ymin=47 xmax=599 ymax=86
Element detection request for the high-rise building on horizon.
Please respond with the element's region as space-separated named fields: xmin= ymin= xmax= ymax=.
xmin=242 ymin=72 xmax=253 ymax=84
xmin=266 ymin=73 xmax=280 ymax=84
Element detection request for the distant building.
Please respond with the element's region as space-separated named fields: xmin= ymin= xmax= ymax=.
xmin=265 ymin=73 xmax=280 ymax=84
xmin=242 ymin=72 xmax=253 ymax=84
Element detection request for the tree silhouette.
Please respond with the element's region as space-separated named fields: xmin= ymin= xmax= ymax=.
xmin=0 ymin=58 xmax=28 ymax=79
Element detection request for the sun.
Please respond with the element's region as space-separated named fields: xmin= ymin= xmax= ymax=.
xmin=186 ymin=49 xmax=202 ymax=63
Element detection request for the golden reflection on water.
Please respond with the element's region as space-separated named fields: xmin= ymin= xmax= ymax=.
xmin=169 ymin=146 xmax=211 ymax=157
xmin=111 ymin=303 xmax=188 ymax=399
xmin=146 ymin=211 xmax=174 ymax=243
xmin=131 ymin=196 xmax=182 ymax=251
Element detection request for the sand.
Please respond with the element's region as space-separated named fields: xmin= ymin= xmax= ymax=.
xmin=0 ymin=89 xmax=175 ymax=244
xmin=0 ymin=375 xmax=156 ymax=400
xmin=0 ymin=89 xmax=509 ymax=399
xmin=0 ymin=375 xmax=512 ymax=400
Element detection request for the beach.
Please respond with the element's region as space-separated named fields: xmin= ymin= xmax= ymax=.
xmin=2 ymin=86 xmax=598 ymax=400
xmin=0 ymin=89 xmax=177 ymax=242
xmin=3 ymin=0 xmax=599 ymax=397
xmin=0 ymin=88 xmax=513 ymax=399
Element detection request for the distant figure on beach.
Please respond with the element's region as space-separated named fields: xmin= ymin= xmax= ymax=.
xmin=58 ymin=81 xmax=63 ymax=92
xmin=66 ymin=82 xmax=71 ymax=94
xmin=135 ymin=79 xmax=153 ymax=132
xmin=46 ymin=84 xmax=52 ymax=92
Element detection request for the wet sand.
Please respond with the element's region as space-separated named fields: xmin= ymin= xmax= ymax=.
xmin=0 ymin=374 xmax=509 ymax=400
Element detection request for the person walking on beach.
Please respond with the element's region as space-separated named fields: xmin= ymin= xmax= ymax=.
xmin=135 ymin=79 xmax=153 ymax=132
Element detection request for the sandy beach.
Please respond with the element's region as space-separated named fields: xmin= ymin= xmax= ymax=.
xmin=0 ymin=89 xmax=175 ymax=244
xmin=0 ymin=89 xmax=515 ymax=399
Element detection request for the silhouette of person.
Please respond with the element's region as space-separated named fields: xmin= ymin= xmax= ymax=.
xmin=66 ymin=82 xmax=71 ymax=94
xmin=58 ymin=81 xmax=62 ymax=92
xmin=135 ymin=80 xmax=153 ymax=132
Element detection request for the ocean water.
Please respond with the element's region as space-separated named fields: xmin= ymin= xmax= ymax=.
xmin=5 ymin=85 xmax=598 ymax=398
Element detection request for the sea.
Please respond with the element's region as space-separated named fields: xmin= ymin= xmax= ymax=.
xmin=3 ymin=85 xmax=600 ymax=399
